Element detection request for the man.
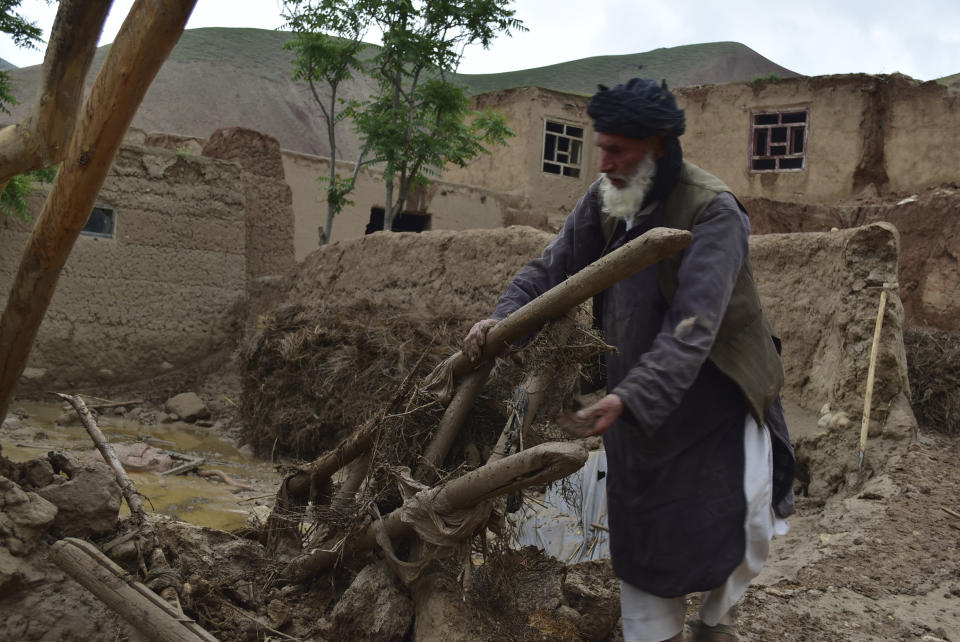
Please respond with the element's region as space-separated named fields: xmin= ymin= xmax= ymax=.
xmin=464 ymin=78 xmax=795 ymax=642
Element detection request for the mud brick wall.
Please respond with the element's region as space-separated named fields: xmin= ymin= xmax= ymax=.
xmin=0 ymin=144 xmax=247 ymax=390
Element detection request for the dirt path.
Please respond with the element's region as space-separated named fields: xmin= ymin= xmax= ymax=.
xmin=738 ymin=430 xmax=959 ymax=641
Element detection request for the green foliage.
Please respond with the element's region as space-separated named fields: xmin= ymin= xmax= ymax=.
xmin=0 ymin=165 xmax=57 ymax=220
xmin=750 ymin=72 xmax=780 ymax=84
xmin=282 ymin=0 xmax=523 ymax=235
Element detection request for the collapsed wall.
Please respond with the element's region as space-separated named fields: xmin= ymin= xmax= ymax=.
xmin=745 ymin=185 xmax=960 ymax=333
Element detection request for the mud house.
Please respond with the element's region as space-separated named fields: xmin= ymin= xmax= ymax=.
xmin=283 ymin=74 xmax=958 ymax=258
xmin=0 ymin=128 xmax=294 ymax=391
xmin=2 ymin=73 xmax=958 ymax=391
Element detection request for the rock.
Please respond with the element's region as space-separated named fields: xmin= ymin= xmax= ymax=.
xmin=54 ymin=411 xmax=81 ymax=426
xmin=330 ymin=561 xmax=413 ymax=642
xmin=0 ymin=476 xmax=58 ymax=555
xmin=562 ymin=559 xmax=620 ymax=640
xmin=412 ymin=571 xmax=473 ymax=642
xmin=882 ymin=392 xmax=917 ymax=441
xmin=47 ymin=451 xmax=81 ymax=478
xmin=36 ymin=462 xmax=121 ymax=538
xmin=106 ymin=442 xmax=173 ymax=473
xmin=267 ymin=599 xmax=291 ymax=628
xmin=18 ymin=367 xmax=46 ymax=382
xmin=164 ymin=392 xmax=209 ymax=422
xmin=0 ymin=416 xmax=20 ymax=431
xmin=19 ymin=459 xmax=55 ymax=489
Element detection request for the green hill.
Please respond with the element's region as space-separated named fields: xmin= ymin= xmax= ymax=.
xmin=454 ymin=42 xmax=800 ymax=95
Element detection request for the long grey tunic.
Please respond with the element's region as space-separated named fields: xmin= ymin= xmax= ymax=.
xmin=492 ymin=187 xmax=757 ymax=597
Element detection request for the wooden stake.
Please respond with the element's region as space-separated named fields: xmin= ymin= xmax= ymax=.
xmin=859 ymin=288 xmax=888 ymax=470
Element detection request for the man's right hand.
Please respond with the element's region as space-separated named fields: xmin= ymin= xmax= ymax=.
xmin=463 ymin=318 xmax=499 ymax=362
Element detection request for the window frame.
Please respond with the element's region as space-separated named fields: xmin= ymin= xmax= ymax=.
xmin=749 ymin=108 xmax=809 ymax=173
xmin=541 ymin=119 xmax=585 ymax=179
xmin=81 ymin=203 xmax=117 ymax=239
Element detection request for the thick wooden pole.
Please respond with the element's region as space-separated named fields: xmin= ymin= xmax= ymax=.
xmin=427 ymin=226 xmax=691 ymax=386
xmin=50 ymin=538 xmax=217 ymax=642
xmin=0 ymin=0 xmax=197 ymax=423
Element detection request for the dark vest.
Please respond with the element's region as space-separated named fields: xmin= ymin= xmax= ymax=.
xmin=598 ymin=161 xmax=784 ymax=423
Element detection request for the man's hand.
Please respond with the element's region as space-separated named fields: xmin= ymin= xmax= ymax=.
xmin=463 ymin=318 xmax=499 ymax=362
xmin=558 ymin=393 xmax=624 ymax=437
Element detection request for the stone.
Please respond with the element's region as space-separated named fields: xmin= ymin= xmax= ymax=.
xmin=36 ymin=462 xmax=121 ymax=538
xmin=18 ymin=367 xmax=46 ymax=382
xmin=0 ymin=416 xmax=20 ymax=431
xmin=0 ymin=476 xmax=58 ymax=555
xmin=882 ymin=392 xmax=917 ymax=441
xmin=562 ymin=559 xmax=620 ymax=641
xmin=164 ymin=392 xmax=209 ymax=422
xmin=330 ymin=561 xmax=413 ymax=642
xmin=19 ymin=459 xmax=55 ymax=490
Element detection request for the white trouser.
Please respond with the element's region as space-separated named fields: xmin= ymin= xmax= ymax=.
xmin=620 ymin=414 xmax=788 ymax=642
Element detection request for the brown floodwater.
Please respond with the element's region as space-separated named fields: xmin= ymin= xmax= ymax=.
xmin=3 ymin=400 xmax=281 ymax=532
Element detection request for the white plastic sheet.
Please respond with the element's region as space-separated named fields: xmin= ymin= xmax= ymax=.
xmin=508 ymin=449 xmax=610 ymax=563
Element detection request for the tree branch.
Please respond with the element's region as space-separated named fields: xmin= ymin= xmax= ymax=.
xmin=0 ymin=0 xmax=198 ymax=423
xmin=0 ymin=0 xmax=111 ymax=184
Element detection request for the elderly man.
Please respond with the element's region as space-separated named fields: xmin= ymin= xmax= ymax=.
xmin=464 ymin=78 xmax=795 ymax=642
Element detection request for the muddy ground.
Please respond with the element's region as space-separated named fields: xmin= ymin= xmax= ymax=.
xmin=1 ymin=221 xmax=958 ymax=640
xmin=2 ymin=382 xmax=957 ymax=641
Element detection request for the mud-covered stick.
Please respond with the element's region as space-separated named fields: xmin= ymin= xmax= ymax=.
xmin=283 ymin=441 xmax=588 ymax=581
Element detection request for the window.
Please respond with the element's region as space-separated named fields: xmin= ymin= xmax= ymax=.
xmin=365 ymin=207 xmax=430 ymax=234
xmin=82 ymin=204 xmax=116 ymax=239
xmin=750 ymin=109 xmax=808 ymax=172
xmin=542 ymin=120 xmax=583 ymax=178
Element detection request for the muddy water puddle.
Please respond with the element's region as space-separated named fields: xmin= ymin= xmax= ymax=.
xmin=3 ymin=400 xmax=281 ymax=531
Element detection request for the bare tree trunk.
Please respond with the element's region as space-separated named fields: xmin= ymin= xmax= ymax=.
xmin=0 ymin=0 xmax=198 ymax=424
xmin=0 ymin=0 xmax=111 ymax=183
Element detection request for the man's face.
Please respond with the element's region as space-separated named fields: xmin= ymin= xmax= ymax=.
xmin=595 ymin=132 xmax=664 ymax=189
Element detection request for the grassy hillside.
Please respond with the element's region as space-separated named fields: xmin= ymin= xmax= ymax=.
xmin=3 ymin=28 xmax=799 ymax=158
xmin=454 ymin=42 xmax=800 ymax=95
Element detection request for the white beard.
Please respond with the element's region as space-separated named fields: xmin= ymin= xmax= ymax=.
xmin=599 ymin=151 xmax=657 ymax=227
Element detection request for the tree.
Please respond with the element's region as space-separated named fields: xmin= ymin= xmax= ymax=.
xmin=359 ymin=0 xmax=523 ymax=231
xmin=283 ymin=0 xmax=524 ymax=238
xmin=0 ymin=0 xmax=53 ymax=219
xmin=282 ymin=0 xmax=376 ymax=244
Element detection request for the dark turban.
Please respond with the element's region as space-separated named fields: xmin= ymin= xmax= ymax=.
xmin=587 ymin=78 xmax=686 ymax=140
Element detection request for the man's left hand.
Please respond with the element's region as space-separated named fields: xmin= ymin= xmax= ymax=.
xmin=558 ymin=393 xmax=624 ymax=437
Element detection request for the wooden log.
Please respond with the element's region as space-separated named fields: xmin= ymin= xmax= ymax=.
xmin=417 ymin=360 xmax=495 ymax=484
xmin=49 ymin=538 xmax=217 ymax=642
xmin=283 ymin=441 xmax=587 ymax=581
xmin=0 ymin=0 xmax=197 ymax=423
xmin=428 ymin=227 xmax=691 ymax=386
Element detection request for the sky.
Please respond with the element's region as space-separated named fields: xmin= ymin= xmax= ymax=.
xmin=0 ymin=0 xmax=957 ymax=81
